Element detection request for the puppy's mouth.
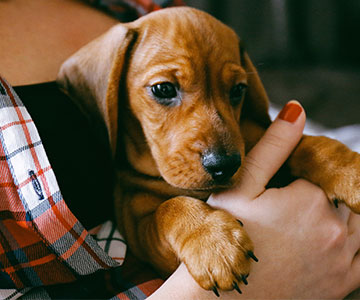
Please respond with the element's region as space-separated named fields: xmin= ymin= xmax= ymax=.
xmin=195 ymin=174 xmax=240 ymax=190
xmin=162 ymin=171 xmax=240 ymax=193
xmin=191 ymin=182 xmax=235 ymax=192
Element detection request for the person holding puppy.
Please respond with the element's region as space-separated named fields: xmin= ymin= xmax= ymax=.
xmin=1 ymin=0 xmax=360 ymax=299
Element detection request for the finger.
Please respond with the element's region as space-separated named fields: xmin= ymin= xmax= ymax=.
xmin=348 ymin=249 xmax=360 ymax=293
xmin=347 ymin=212 xmax=360 ymax=253
xmin=288 ymin=181 xmax=351 ymax=224
xmin=237 ymin=100 xmax=306 ymax=199
xmin=334 ymin=203 xmax=351 ymax=224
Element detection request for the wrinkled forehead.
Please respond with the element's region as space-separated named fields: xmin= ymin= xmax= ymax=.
xmin=129 ymin=8 xmax=241 ymax=69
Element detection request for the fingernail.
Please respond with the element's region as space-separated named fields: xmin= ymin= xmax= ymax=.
xmin=241 ymin=274 xmax=248 ymax=285
xmin=247 ymin=251 xmax=258 ymax=262
xmin=212 ymin=286 xmax=220 ymax=297
xmin=278 ymin=101 xmax=303 ymax=123
xmin=233 ymin=282 xmax=242 ymax=294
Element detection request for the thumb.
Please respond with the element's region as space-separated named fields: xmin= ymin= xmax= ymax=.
xmin=237 ymin=100 xmax=306 ymax=199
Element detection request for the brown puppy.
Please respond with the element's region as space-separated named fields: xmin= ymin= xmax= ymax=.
xmin=57 ymin=7 xmax=360 ymax=294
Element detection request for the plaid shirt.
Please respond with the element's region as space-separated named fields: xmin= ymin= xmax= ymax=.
xmin=0 ymin=78 xmax=163 ymax=299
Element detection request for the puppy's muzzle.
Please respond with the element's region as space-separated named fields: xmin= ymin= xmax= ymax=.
xmin=201 ymin=150 xmax=241 ymax=184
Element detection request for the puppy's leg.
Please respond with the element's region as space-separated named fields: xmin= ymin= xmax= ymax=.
xmin=241 ymin=120 xmax=360 ymax=212
xmin=118 ymin=192 xmax=254 ymax=292
xmin=288 ymin=135 xmax=360 ymax=212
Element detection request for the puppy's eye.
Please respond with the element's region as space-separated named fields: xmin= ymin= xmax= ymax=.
xmin=151 ymin=82 xmax=177 ymax=99
xmin=230 ymin=83 xmax=247 ymax=106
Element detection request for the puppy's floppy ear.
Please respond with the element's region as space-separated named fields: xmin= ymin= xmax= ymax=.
xmin=57 ymin=24 xmax=136 ymax=155
xmin=241 ymin=48 xmax=271 ymax=128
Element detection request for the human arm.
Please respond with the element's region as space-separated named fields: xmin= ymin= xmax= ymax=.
xmin=0 ymin=0 xmax=184 ymax=86
xmin=0 ymin=0 xmax=119 ymax=86
xmin=149 ymin=101 xmax=360 ymax=299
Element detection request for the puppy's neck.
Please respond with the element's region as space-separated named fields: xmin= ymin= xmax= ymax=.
xmin=116 ymin=168 xmax=210 ymax=200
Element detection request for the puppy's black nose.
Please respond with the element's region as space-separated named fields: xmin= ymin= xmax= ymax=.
xmin=201 ymin=151 xmax=241 ymax=183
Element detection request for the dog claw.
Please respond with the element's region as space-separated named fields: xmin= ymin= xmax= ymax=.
xmin=233 ymin=282 xmax=242 ymax=294
xmin=237 ymin=219 xmax=244 ymax=226
xmin=212 ymin=286 xmax=220 ymax=297
xmin=247 ymin=251 xmax=258 ymax=262
xmin=334 ymin=199 xmax=339 ymax=208
xmin=241 ymin=274 xmax=248 ymax=285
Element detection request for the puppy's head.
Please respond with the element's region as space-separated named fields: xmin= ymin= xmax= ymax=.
xmin=58 ymin=7 xmax=271 ymax=191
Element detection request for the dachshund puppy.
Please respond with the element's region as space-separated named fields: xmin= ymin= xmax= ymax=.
xmin=58 ymin=7 xmax=360 ymax=294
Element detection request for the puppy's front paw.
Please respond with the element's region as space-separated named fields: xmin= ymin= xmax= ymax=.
xmin=291 ymin=136 xmax=360 ymax=214
xmin=179 ymin=209 xmax=255 ymax=295
xmin=324 ymin=151 xmax=360 ymax=213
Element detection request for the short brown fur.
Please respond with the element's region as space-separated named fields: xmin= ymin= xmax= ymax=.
xmin=58 ymin=7 xmax=360 ymax=292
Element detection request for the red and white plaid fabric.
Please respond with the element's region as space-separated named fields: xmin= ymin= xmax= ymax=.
xmin=0 ymin=77 xmax=162 ymax=299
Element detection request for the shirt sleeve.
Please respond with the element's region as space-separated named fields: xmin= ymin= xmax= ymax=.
xmin=83 ymin=0 xmax=186 ymax=22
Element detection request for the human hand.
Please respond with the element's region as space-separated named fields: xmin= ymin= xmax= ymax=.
xmin=207 ymin=100 xmax=360 ymax=299
xmin=149 ymin=101 xmax=360 ymax=299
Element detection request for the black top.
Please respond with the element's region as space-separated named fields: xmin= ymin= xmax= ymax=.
xmin=14 ymin=82 xmax=115 ymax=229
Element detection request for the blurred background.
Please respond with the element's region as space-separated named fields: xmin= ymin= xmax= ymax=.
xmin=185 ymin=0 xmax=360 ymax=128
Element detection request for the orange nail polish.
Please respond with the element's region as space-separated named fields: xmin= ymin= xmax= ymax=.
xmin=278 ymin=101 xmax=302 ymax=123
